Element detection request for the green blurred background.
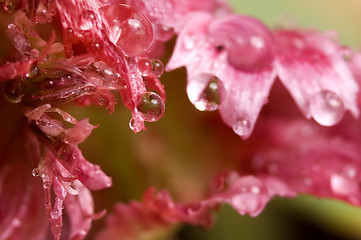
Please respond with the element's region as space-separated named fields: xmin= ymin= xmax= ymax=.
xmin=74 ymin=0 xmax=361 ymax=239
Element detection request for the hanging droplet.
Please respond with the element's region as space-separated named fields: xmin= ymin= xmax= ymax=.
xmin=137 ymin=58 xmax=152 ymax=76
xmin=232 ymin=118 xmax=252 ymax=138
xmin=309 ymin=90 xmax=345 ymax=126
xmin=136 ymin=92 xmax=165 ymax=122
xmin=32 ymin=168 xmax=40 ymax=177
xmin=3 ymin=78 xmax=24 ymax=103
xmin=99 ymin=4 xmax=154 ymax=57
xmin=187 ymin=73 xmax=226 ymax=111
xmin=151 ymin=59 xmax=164 ymax=77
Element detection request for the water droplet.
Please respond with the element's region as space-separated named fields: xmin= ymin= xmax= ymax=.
xmin=100 ymin=4 xmax=154 ymax=57
xmin=43 ymin=181 xmax=51 ymax=189
xmin=187 ymin=73 xmax=226 ymax=111
xmin=2 ymin=1 xmax=15 ymax=13
xmin=183 ymin=33 xmax=195 ymax=50
xmin=50 ymin=209 xmax=60 ymax=219
xmin=3 ymin=78 xmax=24 ymax=103
xmin=136 ymin=92 xmax=165 ymax=122
xmin=250 ymin=186 xmax=260 ymax=194
xmin=26 ymin=66 xmax=39 ymax=78
xmin=330 ymin=174 xmax=358 ymax=196
xmin=309 ymin=90 xmax=345 ymax=126
xmin=32 ymin=168 xmax=40 ymax=177
xmin=232 ymin=118 xmax=252 ymax=138
xmin=208 ymin=16 xmax=274 ymax=72
xmin=137 ymin=58 xmax=152 ymax=76
xmin=151 ymin=59 xmax=164 ymax=77
xmin=129 ymin=118 xmax=136 ymax=130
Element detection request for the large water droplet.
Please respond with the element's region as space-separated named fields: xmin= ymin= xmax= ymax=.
xmin=136 ymin=92 xmax=165 ymax=122
xmin=85 ymin=61 xmax=119 ymax=87
xmin=187 ymin=73 xmax=226 ymax=111
xmin=309 ymin=90 xmax=345 ymax=126
xmin=232 ymin=118 xmax=252 ymax=138
xmin=100 ymin=4 xmax=153 ymax=57
xmin=208 ymin=16 xmax=274 ymax=72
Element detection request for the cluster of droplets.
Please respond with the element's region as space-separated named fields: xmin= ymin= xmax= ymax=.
xmin=309 ymin=90 xmax=345 ymax=126
xmin=84 ymin=61 xmax=121 ymax=89
xmin=187 ymin=73 xmax=226 ymax=111
xmin=136 ymin=58 xmax=164 ymax=77
xmin=99 ymin=4 xmax=154 ymax=57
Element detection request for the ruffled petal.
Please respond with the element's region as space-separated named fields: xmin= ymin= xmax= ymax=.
xmin=274 ymin=30 xmax=359 ymax=126
xmin=167 ymin=13 xmax=276 ymax=139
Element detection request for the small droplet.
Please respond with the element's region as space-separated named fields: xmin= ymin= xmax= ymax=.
xmin=3 ymin=78 xmax=24 ymax=103
xmin=129 ymin=118 xmax=136 ymax=130
xmin=26 ymin=66 xmax=39 ymax=78
xmin=309 ymin=90 xmax=345 ymax=126
xmin=250 ymin=186 xmax=260 ymax=194
xmin=50 ymin=210 xmax=60 ymax=219
xmin=32 ymin=168 xmax=40 ymax=177
xmin=43 ymin=181 xmax=51 ymax=189
xmin=137 ymin=58 xmax=152 ymax=76
xmin=151 ymin=59 xmax=164 ymax=77
xmin=136 ymin=92 xmax=165 ymax=122
xmin=187 ymin=73 xmax=226 ymax=111
xmin=2 ymin=1 xmax=15 ymax=13
xmin=183 ymin=33 xmax=195 ymax=50
xmin=100 ymin=4 xmax=153 ymax=57
xmin=330 ymin=174 xmax=358 ymax=196
xmin=232 ymin=118 xmax=252 ymax=138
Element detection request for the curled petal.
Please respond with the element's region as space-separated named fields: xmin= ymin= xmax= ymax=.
xmin=274 ymin=30 xmax=359 ymax=126
xmin=167 ymin=13 xmax=276 ymax=139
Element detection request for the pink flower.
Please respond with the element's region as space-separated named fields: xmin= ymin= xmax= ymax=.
xmin=1 ymin=0 xmax=361 ymax=239
xmin=167 ymin=12 xmax=359 ymax=138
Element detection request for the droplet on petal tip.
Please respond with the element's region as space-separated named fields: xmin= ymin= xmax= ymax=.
xmin=309 ymin=90 xmax=345 ymax=126
xmin=232 ymin=118 xmax=252 ymax=139
xmin=99 ymin=4 xmax=154 ymax=57
xmin=187 ymin=73 xmax=226 ymax=112
xmin=136 ymin=91 xmax=165 ymax=122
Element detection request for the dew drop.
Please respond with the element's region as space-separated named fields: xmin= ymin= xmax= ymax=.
xmin=183 ymin=33 xmax=195 ymax=50
xmin=151 ymin=59 xmax=164 ymax=77
xmin=137 ymin=58 xmax=152 ymax=76
xmin=136 ymin=92 xmax=165 ymax=122
xmin=309 ymin=90 xmax=345 ymax=126
xmin=99 ymin=4 xmax=154 ymax=57
xmin=187 ymin=73 xmax=226 ymax=111
xmin=232 ymin=118 xmax=252 ymax=138
xmin=2 ymin=1 xmax=15 ymax=13
xmin=330 ymin=174 xmax=357 ymax=196
xmin=32 ymin=168 xmax=40 ymax=177
xmin=3 ymin=78 xmax=24 ymax=103
xmin=50 ymin=210 xmax=60 ymax=219
xmin=129 ymin=118 xmax=136 ymax=130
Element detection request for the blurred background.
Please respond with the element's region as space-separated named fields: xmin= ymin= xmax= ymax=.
xmin=66 ymin=0 xmax=361 ymax=239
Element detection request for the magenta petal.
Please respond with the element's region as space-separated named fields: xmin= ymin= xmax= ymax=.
xmin=167 ymin=13 xmax=276 ymax=139
xmin=274 ymin=30 xmax=359 ymax=126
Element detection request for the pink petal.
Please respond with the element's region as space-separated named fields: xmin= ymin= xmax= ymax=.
xmin=274 ymin=29 xmax=359 ymax=126
xmin=167 ymin=13 xmax=276 ymax=139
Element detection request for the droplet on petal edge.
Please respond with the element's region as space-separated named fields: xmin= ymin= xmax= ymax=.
xmin=99 ymin=4 xmax=154 ymax=57
xmin=136 ymin=92 xmax=165 ymax=122
xmin=32 ymin=168 xmax=40 ymax=177
xmin=137 ymin=58 xmax=152 ymax=76
xmin=232 ymin=118 xmax=252 ymax=139
xmin=187 ymin=73 xmax=226 ymax=111
xmin=151 ymin=59 xmax=164 ymax=77
xmin=309 ymin=90 xmax=345 ymax=126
